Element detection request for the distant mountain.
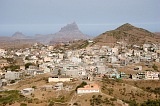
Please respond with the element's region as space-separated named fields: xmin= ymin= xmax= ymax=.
xmin=0 ymin=22 xmax=91 ymax=48
xmin=34 ymin=22 xmax=90 ymax=44
xmin=0 ymin=32 xmax=35 ymax=49
xmin=59 ymin=22 xmax=79 ymax=32
xmin=11 ymin=32 xmax=27 ymax=39
xmin=94 ymin=23 xmax=160 ymax=45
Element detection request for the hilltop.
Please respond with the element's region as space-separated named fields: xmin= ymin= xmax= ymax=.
xmin=94 ymin=23 xmax=160 ymax=46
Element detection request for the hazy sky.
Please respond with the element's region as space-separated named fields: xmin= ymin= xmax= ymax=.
xmin=0 ymin=0 xmax=160 ymax=36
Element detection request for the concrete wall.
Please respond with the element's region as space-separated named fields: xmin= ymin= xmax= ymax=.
xmin=77 ymin=89 xmax=99 ymax=94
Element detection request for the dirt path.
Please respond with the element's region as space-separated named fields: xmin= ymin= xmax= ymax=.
xmin=68 ymin=92 xmax=77 ymax=106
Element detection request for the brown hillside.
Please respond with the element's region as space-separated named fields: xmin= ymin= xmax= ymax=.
xmin=94 ymin=23 xmax=160 ymax=45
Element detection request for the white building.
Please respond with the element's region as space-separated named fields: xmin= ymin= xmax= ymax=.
xmin=145 ymin=71 xmax=159 ymax=80
xmin=71 ymin=57 xmax=82 ymax=63
xmin=112 ymin=48 xmax=119 ymax=55
xmin=5 ymin=71 xmax=22 ymax=80
xmin=54 ymin=83 xmax=63 ymax=90
xmin=21 ymin=88 xmax=34 ymax=95
xmin=108 ymin=56 xmax=118 ymax=63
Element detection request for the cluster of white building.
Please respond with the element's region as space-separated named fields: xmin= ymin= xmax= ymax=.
xmin=0 ymin=42 xmax=160 ymax=88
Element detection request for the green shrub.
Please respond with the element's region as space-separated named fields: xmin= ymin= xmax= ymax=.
xmin=20 ymin=103 xmax=27 ymax=106
xmin=141 ymin=100 xmax=160 ymax=106
xmin=152 ymin=64 xmax=158 ymax=71
xmin=48 ymin=101 xmax=54 ymax=106
xmin=75 ymin=81 xmax=87 ymax=91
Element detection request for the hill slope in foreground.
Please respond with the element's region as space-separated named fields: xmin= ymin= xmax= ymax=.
xmin=94 ymin=23 xmax=160 ymax=46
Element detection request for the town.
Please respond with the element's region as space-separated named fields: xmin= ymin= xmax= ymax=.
xmin=0 ymin=40 xmax=160 ymax=106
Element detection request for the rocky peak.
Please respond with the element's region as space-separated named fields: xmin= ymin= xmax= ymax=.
xmin=59 ymin=22 xmax=79 ymax=32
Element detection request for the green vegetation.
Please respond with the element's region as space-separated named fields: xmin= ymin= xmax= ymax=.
xmin=57 ymin=69 xmax=61 ymax=76
xmin=5 ymin=58 xmax=15 ymax=64
xmin=90 ymin=95 xmax=114 ymax=106
xmin=108 ymin=88 xmax=114 ymax=95
xmin=0 ymin=90 xmax=26 ymax=105
xmin=152 ymin=87 xmax=160 ymax=94
xmin=32 ymin=86 xmax=37 ymax=89
xmin=152 ymin=64 xmax=158 ymax=71
xmin=100 ymin=56 xmax=105 ymax=58
xmin=4 ymin=65 xmax=20 ymax=71
xmin=25 ymin=56 xmax=30 ymax=60
xmin=75 ymin=81 xmax=87 ymax=91
xmin=20 ymin=103 xmax=27 ymax=106
xmin=78 ymin=40 xmax=89 ymax=49
xmin=141 ymin=100 xmax=160 ymax=106
xmin=10 ymin=80 xmax=16 ymax=84
xmin=48 ymin=100 xmax=54 ymax=106
xmin=55 ymin=96 xmax=65 ymax=103
xmin=25 ymin=63 xmax=34 ymax=69
xmin=48 ymin=95 xmax=65 ymax=104
xmin=146 ymin=87 xmax=160 ymax=95
xmin=123 ymin=100 xmax=138 ymax=106
xmin=107 ymin=30 xmax=122 ymax=39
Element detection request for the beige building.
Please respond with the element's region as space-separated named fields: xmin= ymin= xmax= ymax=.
xmin=48 ymin=75 xmax=72 ymax=82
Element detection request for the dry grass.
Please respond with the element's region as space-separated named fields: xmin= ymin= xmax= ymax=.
xmin=100 ymin=77 xmax=160 ymax=105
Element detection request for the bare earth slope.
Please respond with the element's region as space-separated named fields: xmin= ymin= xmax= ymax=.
xmin=0 ymin=32 xmax=36 ymax=49
xmin=94 ymin=23 xmax=160 ymax=45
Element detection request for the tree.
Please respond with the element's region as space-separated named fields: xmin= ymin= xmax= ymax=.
xmin=141 ymin=100 xmax=160 ymax=106
xmin=25 ymin=63 xmax=34 ymax=69
xmin=132 ymin=50 xmax=135 ymax=56
xmin=75 ymin=81 xmax=87 ymax=91
xmin=152 ymin=64 xmax=158 ymax=71
xmin=10 ymin=80 xmax=15 ymax=84
xmin=57 ymin=69 xmax=61 ymax=76
xmin=4 ymin=65 xmax=20 ymax=71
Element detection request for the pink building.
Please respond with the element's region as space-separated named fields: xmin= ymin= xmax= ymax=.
xmin=77 ymin=84 xmax=100 ymax=94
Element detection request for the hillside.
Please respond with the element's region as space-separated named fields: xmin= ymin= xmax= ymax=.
xmin=155 ymin=32 xmax=160 ymax=35
xmin=0 ymin=39 xmax=36 ymax=49
xmin=94 ymin=23 xmax=160 ymax=45
xmin=3 ymin=74 xmax=160 ymax=106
